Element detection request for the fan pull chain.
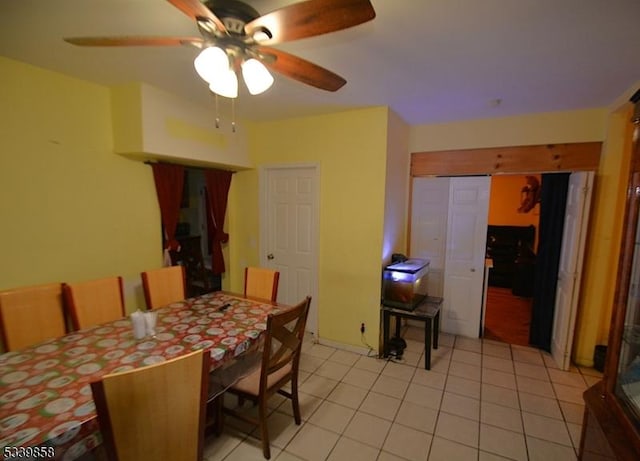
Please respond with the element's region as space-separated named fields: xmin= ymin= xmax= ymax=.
xmin=211 ymin=92 xmax=237 ymax=133
xmin=231 ymin=98 xmax=236 ymax=133
xmin=214 ymin=93 xmax=220 ymax=129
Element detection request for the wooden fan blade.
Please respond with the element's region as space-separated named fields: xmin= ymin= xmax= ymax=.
xmin=245 ymin=0 xmax=375 ymax=45
xmin=258 ymin=47 xmax=346 ymax=91
xmin=166 ymin=0 xmax=226 ymax=33
xmin=64 ymin=36 xmax=203 ymax=47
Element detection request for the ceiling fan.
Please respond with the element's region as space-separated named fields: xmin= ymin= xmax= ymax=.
xmin=64 ymin=0 xmax=376 ymax=98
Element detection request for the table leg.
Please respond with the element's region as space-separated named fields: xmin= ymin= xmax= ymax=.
xmin=424 ymin=318 xmax=432 ymax=370
xmin=382 ymin=310 xmax=390 ymax=358
xmin=394 ymin=313 xmax=401 ymax=338
xmin=433 ymin=311 xmax=440 ymax=350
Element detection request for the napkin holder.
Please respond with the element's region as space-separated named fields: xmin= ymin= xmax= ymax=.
xmin=130 ymin=311 xmax=147 ymax=339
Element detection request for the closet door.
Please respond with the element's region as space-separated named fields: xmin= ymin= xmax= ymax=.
xmin=551 ymin=171 xmax=594 ymax=370
xmin=442 ymin=176 xmax=491 ymax=337
xmin=410 ymin=177 xmax=450 ymax=297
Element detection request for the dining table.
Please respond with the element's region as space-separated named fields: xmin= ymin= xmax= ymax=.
xmin=0 ymin=291 xmax=284 ymax=461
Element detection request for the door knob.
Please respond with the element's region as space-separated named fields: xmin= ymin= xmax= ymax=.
xmin=267 ymin=253 xmax=274 ymax=260
xmin=470 ymin=268 xmax=476 ymax=272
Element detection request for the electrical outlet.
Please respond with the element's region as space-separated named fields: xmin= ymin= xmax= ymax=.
xmin=360 ymin=323 xmax=365 ymax=334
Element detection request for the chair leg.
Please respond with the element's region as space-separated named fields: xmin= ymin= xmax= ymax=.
xmin=213 ymin=396 xmax=224 ymax=436
xmin=291 ymin=377 xmax=301 ymax=425
xmin=258 ymin=397 xmax=271 ymax=459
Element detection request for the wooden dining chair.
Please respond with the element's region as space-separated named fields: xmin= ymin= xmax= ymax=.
xmin=91 ymin=349 xmax=209 ymax=461
xmin=244 ymin=267 xmax=280 ymax=302
xmin=141 ymin=265 xmax=186 ymax=309
xmin=215 ymin=296 xmax=311 ymax=459
xmin=0 ymin=283 xmax=66 ymax=351
xmin=63 ymin=276 xmax=125 ymax=330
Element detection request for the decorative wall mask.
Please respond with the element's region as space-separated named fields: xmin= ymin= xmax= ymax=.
xmin=518 ymin=176 xmax=541 ymax=213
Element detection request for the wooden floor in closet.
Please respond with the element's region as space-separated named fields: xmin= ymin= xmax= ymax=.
xmin=483 ymin=286 xmax=533 ymax=347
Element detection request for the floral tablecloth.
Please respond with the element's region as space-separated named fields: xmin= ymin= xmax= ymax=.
xmin=0 ymin=291 xmax=281 ymax=460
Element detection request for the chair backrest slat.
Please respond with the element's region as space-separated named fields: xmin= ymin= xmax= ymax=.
xmin=261 ymin=297 xmax=311 ymax=386
xmin=0 ymin=283 xmax=66 ymax=351
xmin=244 ymin=267 xmax=279 ymax=302
xmin=63 ymin=277 xmax=125 ymax=330
xmin=141 ymin=266 xmax=186 ymax=310
xmin=91 ymin=349 xmax=208 ymax=461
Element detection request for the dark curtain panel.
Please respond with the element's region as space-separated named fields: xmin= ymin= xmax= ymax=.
xmin=151 ymin=163 xmax=185 ymax=251
xmin=204 ymin=169 xmax=232 ymax=275
xmin=529 ymin=172 xmax=570 ymax=350
xmin=204 ymin=191 xmax=214 ymax=255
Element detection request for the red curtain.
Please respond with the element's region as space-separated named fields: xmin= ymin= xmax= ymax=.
xmin=205 ymin=169 xmax=232 ymax=274
xmin=151 ymin=163 xmax=185 ymax=251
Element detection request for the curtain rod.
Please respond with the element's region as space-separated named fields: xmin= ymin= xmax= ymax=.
xmin=143 ymin=160 xmax=236 ymax=173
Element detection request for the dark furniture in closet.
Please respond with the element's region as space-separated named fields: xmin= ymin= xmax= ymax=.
xmin=486 ymin=224 xmax=536 ymax=296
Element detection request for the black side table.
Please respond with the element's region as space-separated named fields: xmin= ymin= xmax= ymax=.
xmin=381 ymin=296 xmax=443 ymax=370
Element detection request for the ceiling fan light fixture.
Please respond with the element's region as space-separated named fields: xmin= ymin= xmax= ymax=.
xmin=251 ymin=27 xmax=273 ymax=43
xmin=194 ymin=46 xmax=229 ymax=83
xmin=242 ymin=58 xmax=274 ymax=95
xmin=209 ymin=68 xmax=238 ymax=98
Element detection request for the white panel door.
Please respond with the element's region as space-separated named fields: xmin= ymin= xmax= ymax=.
xmin=410 ymin=177 xmax=450 ymax=297
xmin=551 ymin=171 xmax=594 ymax=370
xmin=262 ymin=166 xmax=319 ymax=335
xmin=442 ymin=176 xmax=491 ymax=337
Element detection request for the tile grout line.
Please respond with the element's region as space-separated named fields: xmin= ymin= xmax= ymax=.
xmin=210 ymin=330 xmax=594 ymax=461
xmin=425 ymin=334 xmax=455 ymax=459
xmin=512 ymin=342 xmax=533 ymax=461
xmin=323 ymin=348 xmax=377 ymax=461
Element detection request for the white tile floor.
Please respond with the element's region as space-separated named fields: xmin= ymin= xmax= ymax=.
xmin=203 ymin=326 xmax=601 ymax=461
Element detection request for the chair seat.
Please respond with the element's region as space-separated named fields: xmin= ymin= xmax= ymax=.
xmin=231 ymin=363 xmax=292 ymax=396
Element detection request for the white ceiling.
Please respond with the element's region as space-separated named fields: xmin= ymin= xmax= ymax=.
xmin=1 ymin=0 xmax=639 ymax=125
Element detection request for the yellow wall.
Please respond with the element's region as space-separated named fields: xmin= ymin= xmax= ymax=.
xmin=409 ymin=108 xmax=607 ymax=151
xmin=229 ymin=108 xmax=389 ymax=348
xmin=110 ymin=83 xmax=144 ymax=154
xmin=573 ymin=105 xmax=635 ymax=365
xmin=0 ymin=57 xmax=160 ymax=311
xmin=226 ymin=166 xmax=259 ymax=292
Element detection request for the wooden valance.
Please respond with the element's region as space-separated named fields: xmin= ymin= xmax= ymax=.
xmin=411 ymin=142 xmax=602 ymax=177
